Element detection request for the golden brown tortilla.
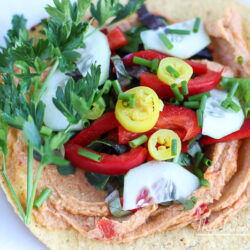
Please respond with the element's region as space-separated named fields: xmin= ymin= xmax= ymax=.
xmin=1 ymin=0 xmax=250 ymax=249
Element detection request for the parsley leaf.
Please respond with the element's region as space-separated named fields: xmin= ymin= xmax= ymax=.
xmin=120 ymin=24 xmax=148 ymax=53
xmin=53 ymin=64 xmax=111 ymax=126
xmin=178 ymin=196 xmax=197 ymax=210
xmin=91 ymin=0 xmax=145 ymax=28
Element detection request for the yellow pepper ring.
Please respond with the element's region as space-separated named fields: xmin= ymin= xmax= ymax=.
xmin=148 ymin=129 xmax=181 ymax=161
xmin=115 ymin=86 xmax=163 ymax=133
xmin=157 ymin=57 xmax=193 ymax=87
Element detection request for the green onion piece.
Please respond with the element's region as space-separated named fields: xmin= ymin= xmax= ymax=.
xmin=78 ymin=149 xmax=101 ymax=162
xmin=228 ymin=82 xmax=239 ymax=98
xmin=202 ymin=157 xmax=213 ymax=167
xmin=237 ymin=56 xmax=244 ymax=65
xmin=118 ymin=93 xmax=136 ymax=108
xmin=193 ymin=17 xmax=201 ymax=33
xmin=170 ymin=84 xmax=184 ymax=101
xmin=169 ymin=97 xmax=180 ymax=106
xmin=221 ymin=97 xmax=231 ymax=109
xmin=151 ymin=58 xmax=159 ymax=74
xmin=166 ymin=65 xmax=180 ymax=78
xmin=168 ymin=29 xmax=191 ymax=35
xmin=159 ymin=33 xmax=174 ymax=50
xmin=133 ymin=56 xmax=152 ymax=68
xmin=171 ymin=139 xmax=178 ymax=156
xmin=200 ymin=178 xmax=210 ymax=187
xmin=229 ymin=100 xmax=241 ymax=112
xmin=129 ymin=135 xmax=148 ymax=148
xmin=194 ymin=167 xmax=203 ymax=179
xmin=181 ymin=80 xmax=189 ymax=95
xmin=183 ymin=101 xmax=200 ymax=109
xmin=188 ymin=92 xmax=211 ymax=101
xmin=34 ymin=188 xmax=52 ymax=209
xmin=196 ymin=109 xmax=203 ymax=128
xmin=40 ymin=126 xmax=53 ymax=136
xmin=112 ymin=80 xmax=123 ymax=95
xmin=199 ymin=94 xmax=207 ymax=113
xmin=194 ymin=152 xmax=204 ymax=169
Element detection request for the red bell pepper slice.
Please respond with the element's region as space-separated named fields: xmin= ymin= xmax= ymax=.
xmin=123 ymin=50 xmax=208 ymax=75
xmin=118 ymin=105 xmax=201 ymax=144
xmin=200 ymin=119 xmax=250 ymax=145
xmin=107 ymin=27 xmax=128 ymax=51
xmin=65 ymin=111 xmax=147 ymax=175
xmin=140 ymin=70 xmax=222 ymax=99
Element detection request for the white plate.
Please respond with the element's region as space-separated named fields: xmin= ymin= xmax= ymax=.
xmin=0 ymin=0 xmax=250 ymax=249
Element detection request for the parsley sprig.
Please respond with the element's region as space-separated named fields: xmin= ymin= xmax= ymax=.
xmin=90 ymin=0 xmax=145 ymax=29
xmin=0 ymin=0 xmax=142 ymax=225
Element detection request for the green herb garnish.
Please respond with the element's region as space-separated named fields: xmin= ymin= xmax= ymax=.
xmin=178 ymin=196 xmax=197 ymax=210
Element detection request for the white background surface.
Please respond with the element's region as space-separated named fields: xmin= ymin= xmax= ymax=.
xmin=0 ymin=0 xmax=250 ymax=250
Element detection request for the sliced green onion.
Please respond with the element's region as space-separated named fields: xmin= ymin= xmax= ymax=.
xmin=133 ymin=56 xmax=152 ymax=68
xmin=159 ymin=33 xmax=174 ymax=50
xmin=199 ymin=94 xmax=207 ymax=113
xmin=151 ymin=58 xmax=159 ymax=74
xmin=202 ymin=157 xmax=213 ymax=167
xmin=228 ymin=82 xmax=239 ymax=98
xmin=112 ymin=80 xmax=123 ymax=95
xmin=170 ymin=84 xmax=184 ymax=101
xmin=166 ymin=65 xmax=180 ymax=78
xmin=196 ymin=109 xmax=203 ymax=128
xmin=200 ymin=178 xmax=210 ymax=187
xmin=171 ymin=139 xmax=178 ymax=156
xmin=168 ymin=29 xmax=191 ymax=35
xmin=229 ymin=100 xmax=241 ymax=112
xmin=237 ymin=56 xmax=244 ymax=65
xmin=221 ymin=97 xmax=231 ymax=109
xmin=183 ymin=101 xmax=200 ymax=109
xmin=129 ymin=135 xmax=148 ymax=148
xmin=118 ymin=93 xmax=136 ymax=108
xmin=78 ymin=149 xmax=101 ymax=162
xmin=193 ymin=17 xmax=201 ymax=33
xmin=194 ymin=152 xmax=204 ymax=169
xmin=34 ymin=188 xmax=52 ymax=209
xmin=169 ymin=97 xmax=180 ymax=106
xmin=40 ymin=126 xmax=53 ymax=136
xmin=193 ymin=167 xmax=203 ymax=179
xmin=188 ymin=92 xmax=211 ymax=101
xmin=181 ymin=80 xmax=189 ymax=95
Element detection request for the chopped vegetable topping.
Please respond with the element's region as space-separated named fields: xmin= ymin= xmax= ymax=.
xmin=34 ymin=188 xmax=52 ymax=209
xmin=157 ymin=57 xmax=193 ymax=86
xmin=237 ymin=55 xmax=244 ymax=64
xmin=193 ymin=17 xmax=201 ymax=33
xmin=129 ymin=135 xmax=148 ymax=148
xmin=168 ymin=29 xmax=191 ymax=35
xmin=78 ymin=148 xmax=102 ymax=162
xmin=159 ymin=33 xmax=174 ymax=50
xmin=179 ymin=196 xmax=197 ymax=210
xmin=115 ymin=86 xmax=163 ymax=133
xmin=148 ymin=129 xmax=181 ymax=161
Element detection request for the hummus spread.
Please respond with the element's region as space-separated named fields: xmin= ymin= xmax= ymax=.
xmin=1 ymin=8 xmax=250 ymax=244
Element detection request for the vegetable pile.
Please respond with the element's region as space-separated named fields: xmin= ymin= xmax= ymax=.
xmin=0 ymin=0 xmax=250 ymax=220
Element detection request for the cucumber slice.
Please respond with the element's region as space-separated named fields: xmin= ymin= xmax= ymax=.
xmin=76 ymin=26 xmax=111 ymax=85
xmin=202 ymin=89 xmax=244 ymax=139
xmin=123 ymin=161 xmax=200 ymax=210
xmin=140 ymin=19 xmax=210 ymax=59
xmin=41 ymin=70 xmax=83 ymax=131
xmin=41 ymin=26 xmax=111 ymax=130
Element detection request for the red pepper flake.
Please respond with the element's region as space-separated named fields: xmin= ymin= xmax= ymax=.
xmin=97 ymin=218 xmax=117 ymax=239
xmin=193 ymin=203 xmax=209 ymax=217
